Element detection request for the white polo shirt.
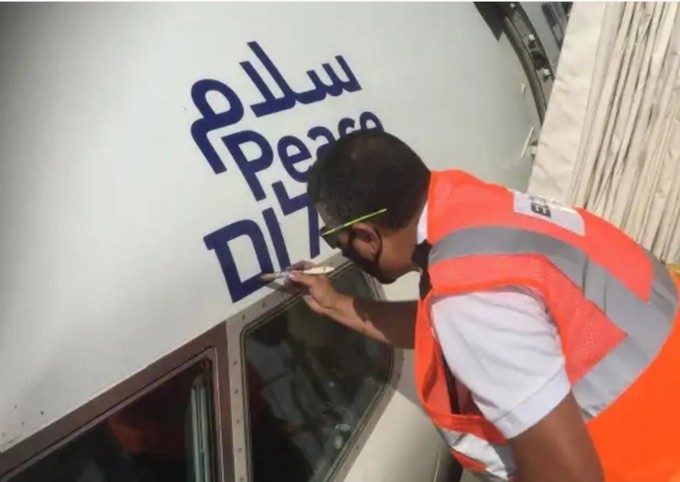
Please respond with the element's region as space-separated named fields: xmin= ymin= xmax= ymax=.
xmin=419 ymin=202 xmax=570 ymax=438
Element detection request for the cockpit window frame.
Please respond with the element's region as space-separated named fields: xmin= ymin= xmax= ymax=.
xmin=0 ymin=252 xmax=403 ymax=482
xmin=225 ymin=251 xmax=403 ymax=482
xmin=0 ymin=326 xmax=233 ymax=482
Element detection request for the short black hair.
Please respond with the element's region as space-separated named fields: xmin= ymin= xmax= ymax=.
xmin=307 ymin=130 xmax=430 ymax=229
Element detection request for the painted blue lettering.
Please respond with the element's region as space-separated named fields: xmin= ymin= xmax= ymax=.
xmin=222 ymin=130 xmax=273 ymax=201
xmin=277 ymin=135 xmax=312 ymax=183
xmin=359 ymin=111 xmax=384 ymax=131
xmin=263 ymin=207 xmax=291 ymax=269
xmin=241 ymin=42 xmax=297 ymax=118
xmin=307 ymin=125 xmax=336 ymax=160
xmin=272 ymin=181 xmax=308 ymax=215
xmin=272 ymin=182 xmax=322 ymax=259
xmin=332 ymin=55 xmax=363 ymax=93
xmin=308 ymin=203 xmax=322 ymax=259
xmin=296 ymin=60 xmax=357 ymax=104
xmin=191 ymin=79 xmax=245 ymax=174
xmin=293 ymin=72 xmax=328 ymax=105
xmin=338 ymin=117 xmax=356 ymax=137
xmin=242 ymin=42 xmax=363 ymax=115
xmin=204 ymin=220 xmax=274 ymax=303
xmin=297 ymin=58 xmax=362 ymax=104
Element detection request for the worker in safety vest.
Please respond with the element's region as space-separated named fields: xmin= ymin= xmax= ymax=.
xmin=288 ymin=130 xmax=680 ymax=482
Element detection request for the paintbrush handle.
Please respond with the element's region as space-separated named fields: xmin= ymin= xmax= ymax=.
xmin=260 ymin=266 xmax=335 ymax=281
xmin=298 ymin=266 xmax=335 ymax=275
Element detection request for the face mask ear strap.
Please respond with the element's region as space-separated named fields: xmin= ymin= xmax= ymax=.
xmin=353 ymin=229 xmax=384 ymax=278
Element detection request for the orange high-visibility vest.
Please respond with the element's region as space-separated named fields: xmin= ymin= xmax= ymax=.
xmin=414 ymin=170 xmax=680 ymax=482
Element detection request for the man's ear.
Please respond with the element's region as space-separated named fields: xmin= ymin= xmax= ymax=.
xmin=352 ymin=223 xmax=381 ymax=250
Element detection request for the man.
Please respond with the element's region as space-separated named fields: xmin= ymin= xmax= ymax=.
xmin=289 ymin=130 xmax=680 ymax=482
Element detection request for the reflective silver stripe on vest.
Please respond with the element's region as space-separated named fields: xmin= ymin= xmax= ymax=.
xmin=438 ymin=427 xmax=516 ymax=481
xmin=429 ymin=226 xmax=679 ymax=419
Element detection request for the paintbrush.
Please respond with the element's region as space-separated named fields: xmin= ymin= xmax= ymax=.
xmin=260 ymin=266 xmax=335 ymax=282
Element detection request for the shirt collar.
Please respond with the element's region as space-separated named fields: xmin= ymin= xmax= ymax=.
xmin=416 ymin=201 xmax=428 ymax=245
xmin=412 ymin=202 xmax=432 ymax=293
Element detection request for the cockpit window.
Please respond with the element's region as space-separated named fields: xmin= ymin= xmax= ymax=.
xmin=9 ymin=361 xmax=216 ymax=482
xmin=243 ymin=265 xmax=393 ymax=482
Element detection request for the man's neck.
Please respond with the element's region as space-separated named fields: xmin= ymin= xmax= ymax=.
xmin=403 ymin=196 xmax=429 ymax=272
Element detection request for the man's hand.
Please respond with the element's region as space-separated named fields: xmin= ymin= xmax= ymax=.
xmin=286 ymin=260 xmax=417 ymax=348
xmin=286 ymin=261 xmax=349 ymax=317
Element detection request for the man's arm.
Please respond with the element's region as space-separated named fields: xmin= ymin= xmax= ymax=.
xmin=329 ymin=295 xmax=416 ymax=348
xmin=510 ymin=393 xmax=603 ymax=482
xmin=287 ymin=263 xmax=416 ymax=348
xmin=431 ymin=288 xmax=603 ymax=482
